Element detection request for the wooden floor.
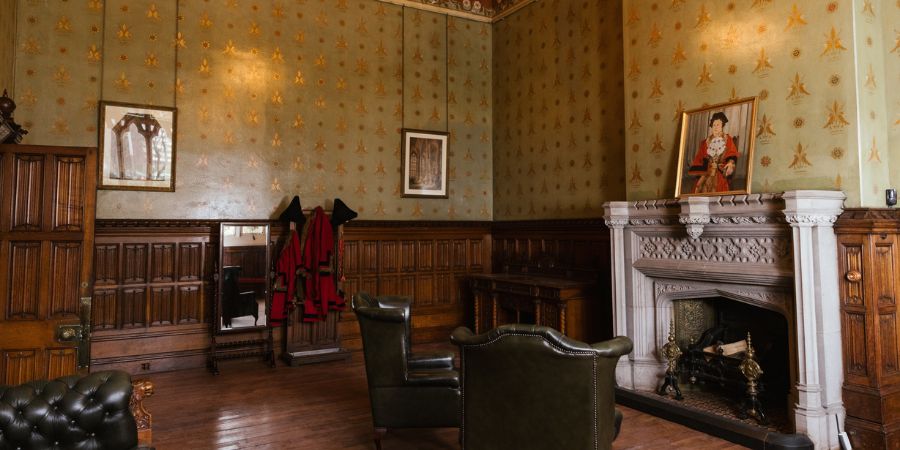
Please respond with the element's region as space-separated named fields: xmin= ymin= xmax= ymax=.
xmin=141 ymin=351 xmax=747 ymax=450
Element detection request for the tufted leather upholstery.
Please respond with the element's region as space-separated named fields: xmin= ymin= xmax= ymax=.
xmin=352 ymin=292 xmax=460 ymax=447
xmin=452 ymin=324 xmax=633 ymax=450
xmin=0 ymin=370 xmax=139 ymax=450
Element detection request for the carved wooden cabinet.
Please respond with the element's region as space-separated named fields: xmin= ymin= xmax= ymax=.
xmin=835 ymin=209 xmax=900 ymax=449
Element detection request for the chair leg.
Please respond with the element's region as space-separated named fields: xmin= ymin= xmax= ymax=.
xmin=374 ymin=427 xmax=386 ymax=450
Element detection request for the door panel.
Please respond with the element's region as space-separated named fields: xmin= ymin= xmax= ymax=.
xmin=0 ymin=145 xmax=97 ymax=385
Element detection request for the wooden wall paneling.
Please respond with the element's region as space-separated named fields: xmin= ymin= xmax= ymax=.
xmin=92 ymin=221 xmax=215 ymax=374
xmin=8 ymin=241 xmax=41 ymax=318
xmin=3 ymin=350 xmax=37 ymax=385
xmin=45 ymin=347 xmax=77 ymax=379
xmin=52 ymin=156 xmax=86 ymax=232
xmin=835 ymin=210 xmax=900 ymax=449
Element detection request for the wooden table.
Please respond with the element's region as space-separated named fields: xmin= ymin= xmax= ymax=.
xmin=468 ymin=273 xmax=597 ymax=343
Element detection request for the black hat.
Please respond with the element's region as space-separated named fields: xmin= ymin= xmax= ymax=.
xmin=278 ymin=196 xmax=306 ymax=226
xmin=709 ymin=111 xmax=729 ymax=127
xmin=330 ymin=198 xmax=358 ymax=227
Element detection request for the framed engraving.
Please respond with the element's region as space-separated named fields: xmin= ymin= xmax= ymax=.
xmin=99 ymin=101 xmax=177 ymax=191
xmin=401 ymin=129 xmax=449 ymax=198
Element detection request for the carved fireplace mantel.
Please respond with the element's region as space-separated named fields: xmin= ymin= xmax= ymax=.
xmin=604 ymin=191 xmax=846 ymax=449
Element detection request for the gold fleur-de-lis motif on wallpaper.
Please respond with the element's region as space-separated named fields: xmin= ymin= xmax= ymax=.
xmin=145 ymin=52 xmax=159 ymax=68
xmin=864 ymin=64 xmax=877 ymax=89
xmin=630 ymin=163 xmax=644 ymax=183
xmin=821 ymin=27 xmax=847 ymax=56
xmin=651 ymin=134 xmax=666 ymax=153
xmin=199 ymin=12 xmax=212 ymax=29
xmin=174 ymin=32 xmax=186 ymax=49
xmin=862 ymin=0 xmax=876 ymax=18
xmin=757 ymin=114 xmax=777 ymax=138
xmin=785 ymin=4 xmax=807 ymax=31
xmin=271 ymin=178 xmax=282 ymax=192
xmin=195 ymin=153 xmax=208 ymax=168
xmin=788 ymin=142 xmax=812 ymax=169
xmin=117 ymin=23 xmax=131 ymax=42
xmin=753 ymin=48 xmax=773 ymax=73
xmin=697 ymin=63 xmax=713 ymax=86
xmin=787 ymin=73 xmax=810 ymax=99
xmin=722 ymin=25 xmax=739 ymax=49
xmin=88 ymin=0 xmax=103 ymax=12
xmin=55 ymin=16 xmax=72 ymax=33
xmin=22 ymin=37 xmax=40 ymax=54
xmin=629 ymin=110 xmax=642 ymax=131
xmin=87 ymin=44 xmax=102 ymax=62
xmin=695 ymin=4 xmax=711 ymax=29
xmin=648 ymin=23 xmax=662 ymax=47
xmin=824 ymin=100 xmax=850 ymax=129
xmin=271 ymin=132 xmax=282 ymax=147
xmin=626 ymin=6 xmax=640 ymax=25
xmin=248 ymin=22 xmax=261 ymax=37
xmin=649 ymin=78 xmax=664 ymax=98
xmin=246 ymin=154 xmax=260 ymax=169
xmin=867 ymin=137 xmax=881 ymax=162
xmin=671 ymin=0 xmax=686 ymax=9
xmin=198 ymin=58 xmax=211 ymax=75
xmin=51 ymin=66 xmax=69 ymax=84
xmin=752 ymin=0 xmax=773 ymax=8
xmin=147 ymin=4 xmax=160 ymax=20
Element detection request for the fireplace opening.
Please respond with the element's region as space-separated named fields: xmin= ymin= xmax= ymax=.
xmin=669 ymin=297 xmax=792 ymax=432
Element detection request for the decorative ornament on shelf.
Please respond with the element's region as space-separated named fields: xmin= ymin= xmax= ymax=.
xmin=0 ymin=89 xmax=28 ymax=144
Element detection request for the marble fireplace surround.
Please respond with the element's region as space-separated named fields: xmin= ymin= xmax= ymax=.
xmin=603 ymin=191 xmax=846 ymax=449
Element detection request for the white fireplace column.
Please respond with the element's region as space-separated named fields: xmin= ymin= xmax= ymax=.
xmin=782 ymin=191 xmax=846 ymax=450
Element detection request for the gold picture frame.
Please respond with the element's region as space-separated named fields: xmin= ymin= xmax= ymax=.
xmin=99 ymin=101 xmax=177 ymax=192
xmin=401 ymin=128 xmax=449 ymax=198
xmin=675 ymin=97 xmax=758 ymax=198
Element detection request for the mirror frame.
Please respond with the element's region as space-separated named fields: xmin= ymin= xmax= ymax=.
xmin=217 ymin=222 xmax=271 ymax=334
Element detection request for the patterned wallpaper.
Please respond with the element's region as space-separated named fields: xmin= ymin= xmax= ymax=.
xmin=885 ymin=0 xmax=900 ymax=188
xmin=11 ymin=0 xmax=492 ymax=220
xmin=492 ymin=0 xmax=625 ymax=219
xmin=623 ymin=0 xmax=870 ymax=205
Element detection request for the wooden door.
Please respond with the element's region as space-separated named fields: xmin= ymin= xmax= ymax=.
xmin=0 ymin=144 xmax=97 ymax=385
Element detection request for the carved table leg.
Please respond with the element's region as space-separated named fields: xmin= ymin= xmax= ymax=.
xmin=130 ymin=380 xmax=155 ymax=448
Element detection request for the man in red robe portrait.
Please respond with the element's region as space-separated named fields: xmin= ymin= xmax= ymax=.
xmin=687 ymin=111 xmax=740 ymax=194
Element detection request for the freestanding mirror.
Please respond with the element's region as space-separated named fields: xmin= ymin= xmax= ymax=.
xmin=218 ymin=223 xmax=270 ymax=331
xmin=210 ymin=222 xmax=274 ymax=374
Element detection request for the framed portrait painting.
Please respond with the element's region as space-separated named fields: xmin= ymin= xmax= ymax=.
xmin=401 ymin=129 xmax=449 ymax=198
xmin=675 ymin=97 xmax=758 ymax=198
xmin=99 ymin=101 xmax=177 ymax=191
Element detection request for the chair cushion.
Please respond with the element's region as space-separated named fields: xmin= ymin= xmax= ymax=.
xmin=407 ymin=369 xmax=460 ymax=388
xmin=408 ymin=351 xmax=454 ymax=370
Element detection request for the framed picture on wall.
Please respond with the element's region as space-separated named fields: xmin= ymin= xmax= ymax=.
xmin=401 ymin=129 xmax=449 ymax=198
xmin=98 ymin=101 xmax=177 ymax=191
xmin=675 ymin=97 xmax=758 ymax=198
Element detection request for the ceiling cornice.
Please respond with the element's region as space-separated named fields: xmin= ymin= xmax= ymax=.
xmin=376 ymin=0 xmax=537 ymax=23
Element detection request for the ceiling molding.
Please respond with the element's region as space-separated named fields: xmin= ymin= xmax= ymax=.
xmin=375 ymin=0 xmax=537 ymax=23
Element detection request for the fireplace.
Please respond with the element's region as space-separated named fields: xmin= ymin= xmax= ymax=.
xmin=604 ymin=191 xmax=845 ymax=449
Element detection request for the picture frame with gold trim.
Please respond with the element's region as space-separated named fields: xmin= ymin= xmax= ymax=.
xmin=98 ymin=100 xmax=177 ymax=192
xmin=675 ymin=97 xmax=758 ymax=198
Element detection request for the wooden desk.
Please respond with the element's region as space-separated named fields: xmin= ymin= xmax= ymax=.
xmin=468 ymin=274 xmax=597 ymax=343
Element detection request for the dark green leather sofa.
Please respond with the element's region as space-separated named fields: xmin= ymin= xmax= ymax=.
xmin=0 ymin=370 xmax=145 ymax=449
xmin=352 ymin=292 xmax=460 ymax=449
xmin=451 ymin=324 xmax=633 ymax=450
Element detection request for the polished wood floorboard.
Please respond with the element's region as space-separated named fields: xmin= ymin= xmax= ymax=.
xmin=142 ymin=350 xmax=747 ymax=449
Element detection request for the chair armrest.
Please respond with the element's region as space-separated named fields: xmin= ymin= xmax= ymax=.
xmin=591 ymin=336 xmax=634 ymax=358
xmin=450 ymin=326 xmax=476 ymax=345
xmin=406 ymin=368 xmax=460 ymax=388
xmin=409 ymin=351 xmax=454 ymax=370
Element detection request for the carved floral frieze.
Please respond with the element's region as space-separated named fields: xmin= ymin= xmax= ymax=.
xmin=639 ymin=235 xmax=792 ymax=265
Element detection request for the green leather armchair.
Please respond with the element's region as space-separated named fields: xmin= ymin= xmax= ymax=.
xmin=352 ymin=292 xmax=461 ymax=449
xmin=451 ymin=324 xmax=633 ymax=450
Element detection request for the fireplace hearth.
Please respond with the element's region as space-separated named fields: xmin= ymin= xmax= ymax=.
xmin=604 ymin=191 xmax=845 ymax=449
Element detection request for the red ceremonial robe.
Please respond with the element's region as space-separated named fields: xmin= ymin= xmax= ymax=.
xmin=300 ymin=207 xmax=344 ymax=321
xmin=271 ymin=229 xmax=302 ymax=326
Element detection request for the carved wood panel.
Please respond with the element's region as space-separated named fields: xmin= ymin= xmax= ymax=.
xmin=94 ymin=244 xmax=119 ymax=286
xmin=874 ymin=242 xmax=895 ymax=306
xmin=843 ymin=312 xmax=869 ymax=377
xmin=11 ymin=154 xmax=43 ymax=231
xmin=150 ymin=286 xmax=174 ymax=326
xmin=178 ymin=286 xmax=201 ymax=324
xmin=880 ymin=313 xmax=899 ymax=376
xmin=2 ymin=349 xmax=37 ymax=385
xmin=7 ymin=241 xmax=41 ymax=319
xmin=49 ymin=242 xmax=81 ymax=317
xmin=52 ymin=156 xmax=85 ymax=232
xmin=45 ymin=347 xmax=77 ymax=379
xmin=841 ymin=243 xmax=864 ymax=306
xmin=151 ymin=244 xmax=175 ymax=283
xmin=123 ymin=244 xmax=148 ymax=284
xmin=92 ymin=289 xmax=117 ymax=330
xmin=121 ymin=288 xmax=147 ymax=328
xmin=178 ymin=243 xmax=202 ymax=282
